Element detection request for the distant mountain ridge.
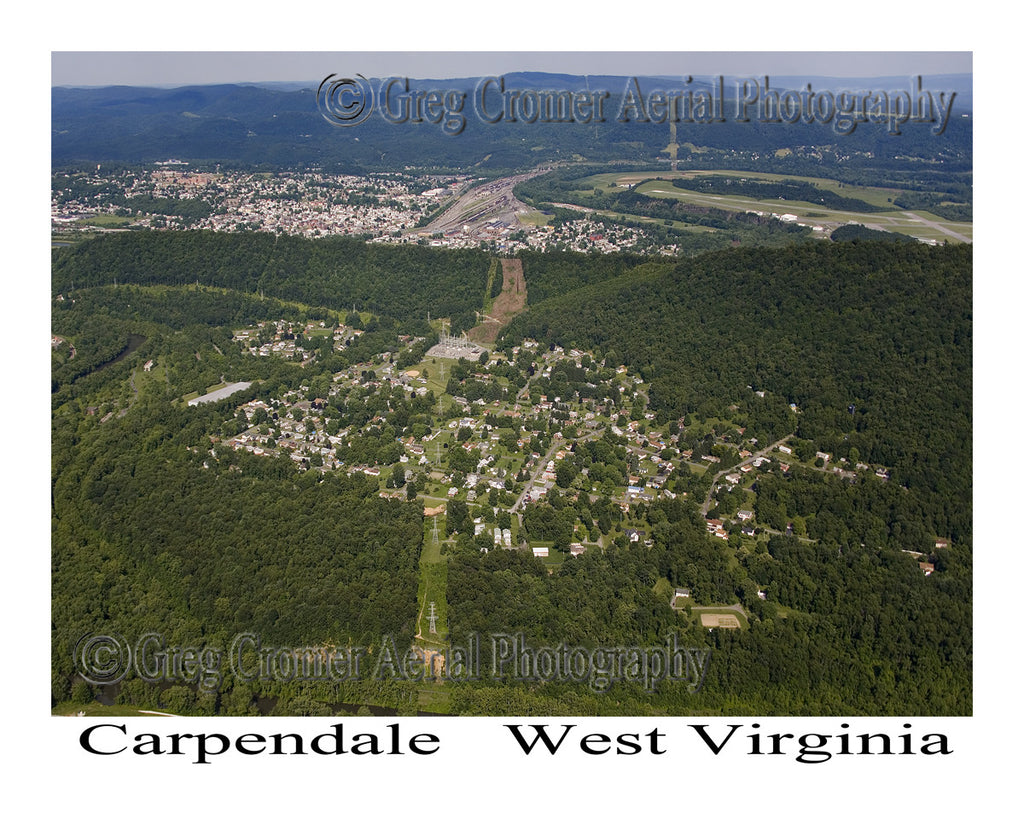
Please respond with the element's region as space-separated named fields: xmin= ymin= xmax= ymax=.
xmin=53 ymin=70 xmax=972 ymax=98
xmin=52 ymin=72 xmax=972 ymax=172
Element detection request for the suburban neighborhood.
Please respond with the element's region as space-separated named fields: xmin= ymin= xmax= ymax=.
xmin=182 ymin=313 xmax=929 ymax=588
xmin=53 ymin=165 xmax=713 ymax=256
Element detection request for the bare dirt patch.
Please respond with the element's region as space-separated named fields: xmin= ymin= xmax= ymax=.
xmin=700 ymin=613 xmax=741 ymax=629
xmin=468 ymin=258 xmax=528 ymax=344
xmin=422 ymin=649 xmax=445 ymax=679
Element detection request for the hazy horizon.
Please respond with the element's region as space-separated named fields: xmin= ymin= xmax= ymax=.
xmin=51 ymin=51 xmax=972 ymax=88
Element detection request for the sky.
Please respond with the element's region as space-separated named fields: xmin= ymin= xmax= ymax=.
xmin=51 ymin=50 xmax=972 ymax=88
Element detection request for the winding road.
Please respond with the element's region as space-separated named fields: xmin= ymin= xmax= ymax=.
xmin=700 ymin=434 xmax=794 ymax=517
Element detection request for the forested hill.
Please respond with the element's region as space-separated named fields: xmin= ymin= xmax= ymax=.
xmin=52 ymin=231 xmax=492 ymax=334
xmin=52 ymin=76 xmax=971 ymax=173
xmin=50 ymin=228 xmax=971 ymax=716
xmin=502 ymin=240 xmax=972 ymax=545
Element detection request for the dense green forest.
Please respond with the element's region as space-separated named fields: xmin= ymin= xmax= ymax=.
xmin=51 ymin=281 xmax=448 ymax=715
xmin=829 ymin=224 xmax=919 ymax=243
xmin=470 ymin=239 xmax=971 ymax=714
xmin=500 ymin=241 xmax=972 ymax=545
xmin=51 ymin=233 xmax=971 ymax=717
xmin=52 ymin=231 xmax=493 ymax=335
xmin=444 ymin=517 xmax=969 ymax=715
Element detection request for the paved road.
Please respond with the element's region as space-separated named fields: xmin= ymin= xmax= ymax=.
xmin=700 ymin=434 xmax=794 ymax=517
xmin=510 ymin=422 xmax=608 ymax=515
xmin=901 ymin=211 xmax=972 ymax=243
xmin=759 ymin=525 xmax=818 ymax=544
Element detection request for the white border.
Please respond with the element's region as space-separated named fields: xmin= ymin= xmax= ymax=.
xmin=13 ymin=3 xmax=1010 ymax=813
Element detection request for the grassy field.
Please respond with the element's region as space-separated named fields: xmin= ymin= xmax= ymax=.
xmin=660 ymin=169 xmax=904 ymax=208
xmin=635 ymin=177 xmax=902 ymax=215
xmin=418 ymin=354 xmax=467 ymax=399
xmin=594 ymin=207 xmax=720 ymax=233
xmin=415 ymin=516 xmax=449 ymax=646
xmin=52 ymin=232 xmax=94 ymax=247
xmin=572 ymin=169 xmax=903 ymax=208
xmin=77 ymin=214 xmax=134 ymax=227
xmin=653 ymin=576 xmax=673 ymax=603
xmin=559 ymin=169 xmax=972 ymax=243
xmin=570 ymin=171 xmax=641 ymax=189
xmin=415 ymin=684 xmax=452 ymax=714
xmin=481 ymin=257 xmax=500 ymax=314
xmin=517 ymin=209 xmax=552 ymax=227
xmin=129 ymin=357 xmax=171 ymax=405
xmin=524 ymin=540 xmax=565 ymax=569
